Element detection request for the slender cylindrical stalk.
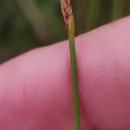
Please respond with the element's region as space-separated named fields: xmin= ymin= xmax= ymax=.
xmin=60 ymin=0 xmax=80 ymax=130
xmin=68 ymin=15 xmax=80 ymax=130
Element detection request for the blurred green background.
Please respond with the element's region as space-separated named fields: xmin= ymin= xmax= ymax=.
xmin=0 ymin=0 xmax=130 ymax=63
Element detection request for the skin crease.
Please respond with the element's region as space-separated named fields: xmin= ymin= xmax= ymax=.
xmin=0 ymin=17 xmax=130 ymax=130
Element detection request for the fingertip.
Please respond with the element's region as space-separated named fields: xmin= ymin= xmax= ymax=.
xmin=0 ymin=41 xmax=92 ymax=129
xmin=1 ymin=16 xmax=130 ymax=130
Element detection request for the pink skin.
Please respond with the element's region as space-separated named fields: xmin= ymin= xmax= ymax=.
xmin=0 ymin=17 xmax=130 ymax=130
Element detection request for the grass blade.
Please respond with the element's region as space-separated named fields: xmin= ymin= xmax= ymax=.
xmin=60 ymin=0 xmax=80 ymax=130
xmin=68 ymin=15 xmax=80 ymax=130
xmin=111 ymin=0 xmax=125 ymax=20
xmin=86 ymin=0 xmax=101 ymax=31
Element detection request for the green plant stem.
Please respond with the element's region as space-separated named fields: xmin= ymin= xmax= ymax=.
xmin=111 ymin=0 xmax=125 ymax=20
xmin=68 ymin=15 xmax=80 ymax=130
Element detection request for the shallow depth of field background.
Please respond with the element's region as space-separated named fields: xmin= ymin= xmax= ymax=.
xmin=0 ymin=0 xmax=130 ymax=63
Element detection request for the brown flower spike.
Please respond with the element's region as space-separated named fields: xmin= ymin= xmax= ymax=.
xmin=60 ymin=0 xmax=73 ymax=27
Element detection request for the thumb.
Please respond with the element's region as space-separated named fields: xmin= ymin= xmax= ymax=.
xmin=0 ymin=16 xmax=130 ymax=130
